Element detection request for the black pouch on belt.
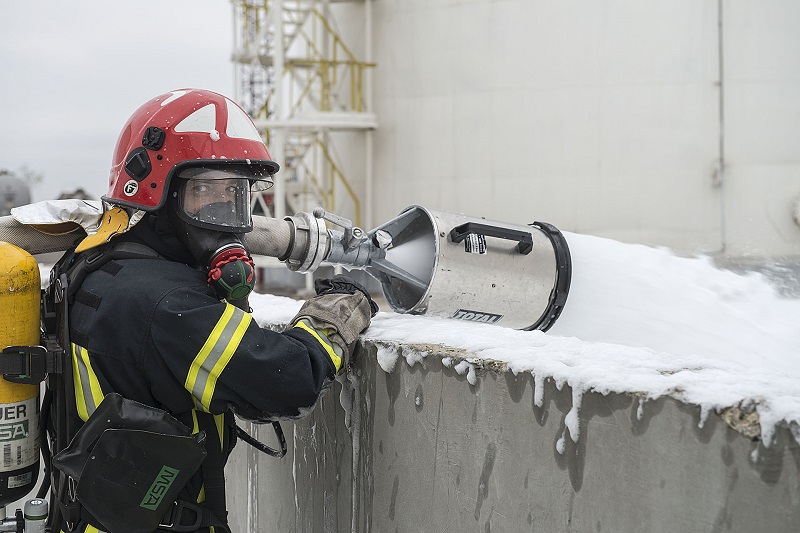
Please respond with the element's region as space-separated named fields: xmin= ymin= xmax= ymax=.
xmin=53 ymin=393 xmax=207 ymax=533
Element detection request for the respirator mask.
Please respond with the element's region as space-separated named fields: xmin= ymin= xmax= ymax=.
xmin=168 ymin=167 xmax=273 ymax=309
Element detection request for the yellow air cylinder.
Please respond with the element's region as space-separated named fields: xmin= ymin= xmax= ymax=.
xmin=0 ymin=242 xmax=41 ymax=507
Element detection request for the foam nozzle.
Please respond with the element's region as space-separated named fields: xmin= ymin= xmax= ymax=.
xmin=360 ymin=206 xmax=572 ymax=331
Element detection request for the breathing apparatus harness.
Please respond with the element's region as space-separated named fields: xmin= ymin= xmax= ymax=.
xmin=0 ymin=233 xmax=288 ymax=533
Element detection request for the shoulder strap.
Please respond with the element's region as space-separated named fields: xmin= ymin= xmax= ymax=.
xmin=63 ymin=241 xmax=163 ymax=302
xmin=193 ymin=412 xmax=230 ymax=530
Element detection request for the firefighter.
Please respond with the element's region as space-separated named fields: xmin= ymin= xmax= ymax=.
xmin=47 ymin=89 xmax=376 ymax=532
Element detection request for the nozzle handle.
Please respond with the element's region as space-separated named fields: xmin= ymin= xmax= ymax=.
xmin=449 ymin=222 xmax=533 ymax=255
xmin=313 ymin=207 xmax=352 ymax=229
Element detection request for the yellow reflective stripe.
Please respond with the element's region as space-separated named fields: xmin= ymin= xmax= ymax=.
xmin=71 ymin=344 xmax=104 ymax=422
xmin=84 ymin=525 xmax=104 ymax=533
xmin=214 ymin=412 xmax=226 ymax=447
xmin=189 ymin=409 xmax=207 ymax=505
xmin=193 ymin=395 xmax=210 ymax=413
xmin=191 ymin=413 xmax=224 ymax=514
xmin=190 ymin=409 xmax=200 ymax=433
xmin=185 ymin=303 xmax=251 ymax=410
xmin=186 ymin=305 xmax=235 ymax=393
xmin=83 ymin=348 xmax=105 ymax=408
xmin=71 ymin=345 xmax=89 ymax=422
xmin=294 ymin=321 xmax=341 ymax=372
xmin=201 ymin=313 xmax=250 ymax=408
xmin=191 ymin=409 xmax=224 ymax=451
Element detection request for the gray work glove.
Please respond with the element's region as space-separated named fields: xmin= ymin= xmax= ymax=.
xmin=313 ymin=276 xmax=379 ymax=317
xmin=291 ymin=276 xmax=377 ymax=370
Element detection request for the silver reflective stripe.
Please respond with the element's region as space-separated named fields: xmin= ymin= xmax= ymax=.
xmin=72 ymin=343 xmax=103 ymax=421
xmin=185 ymin=304 xmax=251 ymax=409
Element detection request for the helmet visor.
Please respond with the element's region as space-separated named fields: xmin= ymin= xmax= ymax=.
xmin=177 ymin=170 xmax=252 ymax=231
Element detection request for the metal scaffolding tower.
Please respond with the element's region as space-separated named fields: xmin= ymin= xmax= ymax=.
xmin=231 ymin=0 xmax=376 ymax=228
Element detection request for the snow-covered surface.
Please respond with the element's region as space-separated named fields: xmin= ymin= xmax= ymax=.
xmin=250 ymin=231 xmax=800 ymax=448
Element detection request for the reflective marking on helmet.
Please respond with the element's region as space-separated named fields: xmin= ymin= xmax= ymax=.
xmin=185 ymin=303 xmax=252 ymax=410
xmin=293 ymin=320 xmax=342 ymax=372
xmin=225 ymin=99 xmax=263 ymax=142
xmin=174 ymin=104 xmax=216 ymax=134
xmin=160 ymin=89 xmax=190 ymax=107
xmin=123 ymin=180 xmax=139 ymax=196
xmin=71 ymin=344 xmax=105 ymax=422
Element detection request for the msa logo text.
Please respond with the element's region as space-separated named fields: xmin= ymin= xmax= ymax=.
xmin=0 ymin=421 xmax=28 ymax=442
xmin=140 ymin=466 xmax=180 ymax=511
xmin=451 ymin=309 xmax=503 ymax=324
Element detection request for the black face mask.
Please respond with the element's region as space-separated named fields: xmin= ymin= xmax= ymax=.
xmin=168 ymin=197 xmax=256 ymax=310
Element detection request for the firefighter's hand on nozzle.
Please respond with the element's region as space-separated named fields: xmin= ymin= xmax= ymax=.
xmin=291 ymin=276 xmax=376 ymax=371
xmin=314 ymin=275 xmax=379 ymax=317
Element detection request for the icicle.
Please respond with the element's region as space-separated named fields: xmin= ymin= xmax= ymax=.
xmin=756 ymin=406 xmax=779 ymax=448
xmin=338 ymin=374 xmax=354 ymax=432
xmin=565 ymin=388 xmax=583 ymax=442
xmin=402 ymin=346 xmax=427 ymax=367
xmin=698 ymin=405 xmax=710 ymax=429
xmin=533 ymin=373 xmax=544 ymax=408
xmin=467 ymin=365 xmax=477 ymax=385
xmin=376 ymin=344 xmax=401 ymax=373
xmin=556 ymin=430 xmax=567 ymax=455
xmin=453 ymin=360 xmax=477 ymax=385
xmin=637 ymin=398 xmax=645 ymax=421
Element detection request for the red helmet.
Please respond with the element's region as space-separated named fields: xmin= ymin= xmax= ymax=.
xmin=103 ymin=88 xmax=279 ymax=211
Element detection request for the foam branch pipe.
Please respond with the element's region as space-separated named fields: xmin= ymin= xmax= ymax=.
xmin=0 ymin=206 xmax=571 ymax=331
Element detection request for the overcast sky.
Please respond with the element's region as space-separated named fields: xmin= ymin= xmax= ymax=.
xmin=0 ymin=1 xmax=236 ymax=202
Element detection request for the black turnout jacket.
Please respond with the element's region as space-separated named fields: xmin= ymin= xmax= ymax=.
xmin=63 ymin=223 xmax=338 ymax=532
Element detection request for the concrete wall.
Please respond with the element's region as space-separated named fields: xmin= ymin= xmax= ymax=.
xmin=356 ymin=0 xmax=800 ymax=258
xmin=225 ymin=340 xmax=800 ymax=532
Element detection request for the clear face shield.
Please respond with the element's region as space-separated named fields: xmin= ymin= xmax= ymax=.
xmin=170 ymin=166 xmax=274 ymax=308
xmin=174 ymin=168 xmax=273 ymax=232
